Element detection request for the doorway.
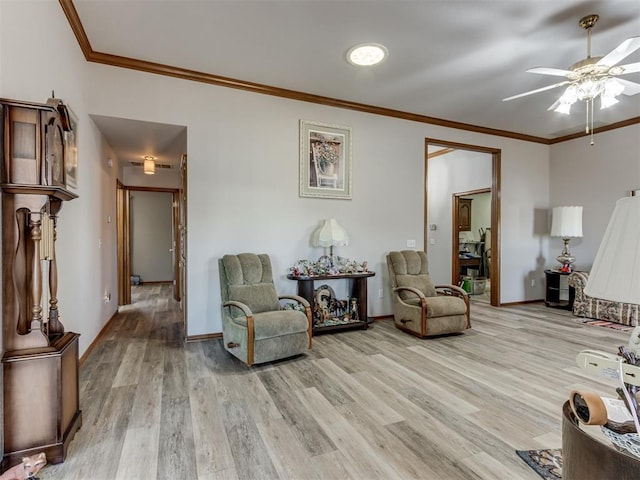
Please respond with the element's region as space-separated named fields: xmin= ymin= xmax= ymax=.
xmin=117 ymin=186 xmax=183 ymax=308
xmin=425 ymin=138 xmax=501 ymax=306
xmin=453 ymin=189 xmax=491 ymax=296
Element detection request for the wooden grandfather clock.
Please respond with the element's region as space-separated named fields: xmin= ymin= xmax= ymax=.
xmin=0 ymin=97 xmax=81 ymax=468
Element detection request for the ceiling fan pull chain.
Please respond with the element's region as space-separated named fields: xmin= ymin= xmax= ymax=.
xmin=590 ymin=99 xmax=595 ymax=146
xmin=585 ymin=99 xmax=590 ymax=134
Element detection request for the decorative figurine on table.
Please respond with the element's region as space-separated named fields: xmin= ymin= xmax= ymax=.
xmin=350 ymin=298 xmax=359 ymax=321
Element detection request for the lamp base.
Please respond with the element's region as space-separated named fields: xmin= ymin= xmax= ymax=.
xmin=556 ymin=237 xmax=576 ymax=272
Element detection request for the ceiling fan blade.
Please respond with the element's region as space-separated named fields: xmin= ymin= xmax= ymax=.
xmin=547 ymin=99 xmax=562 ymax=111
xmin=502 ymin=81 xmax=570 ymax=102
xmin=617 ymin=61 xmax=640 ymax=75
xmin=597 ymin=36 xmax=640 ymax=67
xmin=527 ymin=67 xmax=573 ymax=77
xmin=617 ymin=78 xmax=640 ymax=96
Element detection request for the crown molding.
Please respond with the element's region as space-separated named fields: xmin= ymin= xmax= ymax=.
xmin=59 ymin=0 xmax=635 ymax=145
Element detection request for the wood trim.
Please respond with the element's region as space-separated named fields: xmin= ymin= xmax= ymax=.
xmin=427 ymin=147 xmax=455 ymax=159
xmin=247 ymin=315 xmax=255 ymax=366
xmin=116 ymin=180 xmax=131 ymax=305
xmin=425 ymin=138 xmax=501 ymax=307
xmin=116 ymin=181 xmax=130 ymax=305
xmin=58 ymin=1 xmax=638 ymax=145
xmin=58 ymin=0 xmax=93 ymax=59
xmin=371 ymin=315 xmax=394 ymax=321
xmin=140 ymin=280 xmax=172 ymax=285
xmin=491 ymin=149 xmax=502 ymax=308
xmin=500 ymin=299 xmax=544 ymax=307
xmin=186 ymin=332 xmax=223 ymax=342
xmin=79 ymin=310 xmax=119 ymax=366
xmin=549 ymin=116 xmax=640 ymax=144
xmin=124 ymin=186 xmax=179 ymax=193
xmin=58 ymin=0 xmax=551 ymax=145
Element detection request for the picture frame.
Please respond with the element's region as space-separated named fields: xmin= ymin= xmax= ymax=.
xmin=64 ymin=108 xmax=78 ymax=191
xmin=299 ymin=120 xmax=352 ymax=199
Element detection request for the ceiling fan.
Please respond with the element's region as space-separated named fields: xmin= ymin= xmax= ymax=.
xmin=503 ymin=14 xmax=640 ymax=140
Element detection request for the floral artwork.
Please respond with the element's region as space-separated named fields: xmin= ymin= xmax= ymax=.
xmin=299 ymin=120 xmax=352 ymax=199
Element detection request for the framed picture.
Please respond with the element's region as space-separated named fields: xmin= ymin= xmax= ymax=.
xmin=64 ymin=108 xmax=78 ymax=190
xmin=299 ymin=120 xmax=352 ymax=199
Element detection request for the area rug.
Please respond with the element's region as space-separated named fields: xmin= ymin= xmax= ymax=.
xmin=516 ymin=449 xmax=562 ymax=480
xmin=577 ymin=318 xmax=635 ymax=332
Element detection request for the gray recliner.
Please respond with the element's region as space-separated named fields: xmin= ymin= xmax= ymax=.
xmin=387 ymin=250 xmax=470 ymax=337
xmin=219 ymin=253 xmax=312 ymax=366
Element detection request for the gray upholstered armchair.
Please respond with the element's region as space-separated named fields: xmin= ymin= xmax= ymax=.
xmin=219 ymin=253 xmax=312 ymax=366
xmin=387 ymin=250 xmax=470 ymax=337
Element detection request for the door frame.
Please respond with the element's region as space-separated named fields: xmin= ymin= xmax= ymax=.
xmin=116 ymin=186 xmax=181 ymax=306
xmin=425 ymin=138 xmax=501 ymax=306
xmin=116 ymin=180 xmax=131 ymax=306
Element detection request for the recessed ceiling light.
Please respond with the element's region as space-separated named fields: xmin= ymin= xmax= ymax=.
xmin=346 ymin=43 xmax=388 ymax=66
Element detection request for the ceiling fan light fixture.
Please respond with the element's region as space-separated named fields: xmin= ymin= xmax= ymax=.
xmin=576 ymin=78 xmax=603 ymax=100
xmin=346 ymin=43 xmax=388 ymax=66
xmin=143 ymin=155 xmax=156 ymax=175
xmin=554 ymin=102 xmax=573 ymax=115
xmin=600 ymin=94 xmax=619 ymax=109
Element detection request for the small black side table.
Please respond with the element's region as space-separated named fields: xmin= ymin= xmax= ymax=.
xmin=544 ymin=269 xmax=575 ymax=310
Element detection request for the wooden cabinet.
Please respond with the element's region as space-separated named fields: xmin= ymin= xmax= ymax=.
xmin=287 ymin=272 xmax=375 ymax=334
xmin=458 ymin=198 xmax=472 ymax=231
xmin=0 ymin=97 xmax=81 ymax=468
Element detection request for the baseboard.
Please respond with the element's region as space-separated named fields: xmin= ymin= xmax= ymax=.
xmin=371 ymin=315 xmax=394 ymax=321
xmin=79 ymin=310 xmax=119 ymax=366
xmin=186 ymin=332 xmax=223 ymax=342
xmin=500 ymin=299 xmax=544 ymax=307
xmin=139 ymin=280 xmax=172 ymax=285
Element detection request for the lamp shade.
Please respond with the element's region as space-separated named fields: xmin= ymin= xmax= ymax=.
xmin=584 ymin=196 xmax=640 ymax=304
xmin=143 ymin=156 xmax=156 ymax=175
xmin=311 ymin=219 xmax=349 ymax=248
xmin=550 ymin=206 xmax=583 ymax=237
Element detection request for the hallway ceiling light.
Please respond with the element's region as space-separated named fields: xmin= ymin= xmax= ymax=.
xmin=346 ymin=43 xmax=388 ymax=66
xmin=143 ymin=155 xmax=156 ymax=175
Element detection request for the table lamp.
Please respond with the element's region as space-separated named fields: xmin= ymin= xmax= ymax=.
xmin=311 ymin=219 xmax=349 ymax=266
xmin=550 ymin=205 xmax=583 ymax=272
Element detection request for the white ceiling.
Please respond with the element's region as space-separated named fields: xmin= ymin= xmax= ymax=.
xmin=74 ymin=0 xmax=640 ymax=165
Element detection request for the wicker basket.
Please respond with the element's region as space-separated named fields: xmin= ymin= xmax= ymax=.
xmin=601 ymin=428 xmax=640 ymax=458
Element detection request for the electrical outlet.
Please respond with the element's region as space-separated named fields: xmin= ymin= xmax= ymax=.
xmin=531 ymin=279 xmax=536 ymax=287
xmin=430 ymin=238 xmax=436 ymax=245
xmin=378 ymin=289 xmax=384 ymax=299
xmin=104 ymin=291 xmax=111 ymax=303
xmin=407 ymin=239 xmax=416 ymax=248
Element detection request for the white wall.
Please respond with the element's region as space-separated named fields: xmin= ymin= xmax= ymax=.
xmin=83 ymin=63 xmax=552 ymax=332
xmin=469 ymin=192 xmax=491 ymax=238
xmin=130 ymin=191 xmax=174 ymax=282
xmin=549 ymin=124 xmax=640 ymax=272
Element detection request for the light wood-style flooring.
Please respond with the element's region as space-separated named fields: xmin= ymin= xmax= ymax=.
xmin=41 ymin=284 xmax=627 ymax=479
